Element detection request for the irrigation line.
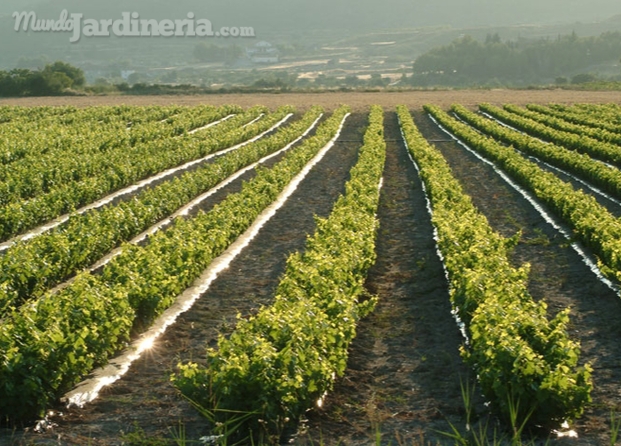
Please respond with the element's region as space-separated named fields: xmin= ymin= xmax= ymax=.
xmin=187 ymin=113 xmax=235 ymax=135
xmin=242 ymin=113 xmax=265 ymax=128
xmin=0 ymin=113 xmax=292 ymax=253
xmin=62 ymin=112 xmax=349 ymax=408
xmin=527 ymin=157 xmax=621 ymax=208
xmin=427 ymin=112 xmax=619 ymax=295
xmin=472 ymin=112 xmax=621 ymax=209
xmin=49 ymin=114 xmax=323 ymax=296
xmin=479 ymin=110 xmax=619 ymax=170
xmin=397 ymin=113 xmax=468 ymax=343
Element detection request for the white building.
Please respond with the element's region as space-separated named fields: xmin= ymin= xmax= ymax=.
xmin=247 ymin=41 xmax=280 ymax=64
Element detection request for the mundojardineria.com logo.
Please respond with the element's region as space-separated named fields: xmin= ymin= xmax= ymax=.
xmin=13 ymin=10 xmax=256 ymax=43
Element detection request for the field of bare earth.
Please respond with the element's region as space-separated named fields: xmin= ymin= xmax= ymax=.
xmin=2 ymin=89 xmax=621 ymax=112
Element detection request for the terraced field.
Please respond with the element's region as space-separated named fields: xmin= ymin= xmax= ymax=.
xmin=1 ymin=100 xmax=620 ymax=445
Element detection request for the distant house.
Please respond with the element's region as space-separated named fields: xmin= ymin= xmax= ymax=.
xmin=247 ymin=41 xmax=280 ymax=64
xmin=121 ymin=70 xmax=136 ymax=81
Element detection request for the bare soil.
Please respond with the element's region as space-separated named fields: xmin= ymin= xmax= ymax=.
xmin=2 ymin=89 xmax=621 ymax=112
xmin=0 ymin=114 xmax=367 ymax=446
xmin=412 ymin=111 xmax=621 ymax=445
xmin=293 ymin=111 xmax=621 ymax=445
xmin=293 ymin=111 xmax=470 ymax=445
xmin=1 ymin=93 xmax=621 ymax=445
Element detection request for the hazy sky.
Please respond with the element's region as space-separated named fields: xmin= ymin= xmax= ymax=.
xmin=1 ymin=0 xmax=620 ymax=29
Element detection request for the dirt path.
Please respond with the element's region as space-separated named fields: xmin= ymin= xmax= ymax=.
xmin=413 ymin=110 xmax=621 ymax=445
xmin=3 ymin=89 xmax=621 ymax=112
xmin=294 ymin=111 xmax=470 ymax=445
xmin=0 ymin=115 xmax=367 ymax=446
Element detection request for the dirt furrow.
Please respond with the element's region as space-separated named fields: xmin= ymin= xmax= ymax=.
xmin=0 ymin=114 xmax=367 ymax=446
xmin=294 ymin=111 xmax=469 ymax=445
xmin=474 ymin=111 xmax=621 ymax=219
xmin=0 ymin=112 xmax=292 ymax=253
xmin=414 ymin=110 xmax=621 ymax=445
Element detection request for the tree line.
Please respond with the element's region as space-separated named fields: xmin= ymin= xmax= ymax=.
xmin=410 ymin=31 xmax=621 ymax=87
xmin=0 ymin=62 xmax=85 ymax=97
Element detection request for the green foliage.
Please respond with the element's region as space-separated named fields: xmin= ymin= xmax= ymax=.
xmin=120 ymin=422 xmax=169 ymax=446
xmin=0 ymin=61 xmax=86 ymax=97
xmin=173 ymin=106 xmax=385 ymax=442
xmin=0 ymin=105 xmax=180 ymax=164
xmin=525 ymin=103 xmax=621 ymax=135
xmin=0 ymin=274 xmax=135 ymax=420
xmin=0 ymin=105 xmax=359 ymax=423
xmin=411 ymin=31 xmax=621 ymax=86
xmin=571 ymin=73 xmax=598 ymax=84
xmin=611 ymin=411 xmax=621 ymax=446
xmin=477 ymin=103 xmax=621 ymax=166
xmin=501 ymin=103 xmax=621 ymax=146
xmin=400 ymin=105 xmax=592 ymax=428
xmin=0 ymin=106 xmax=323 ymax=315
xmin=444 ymin=104 xmax=621 ymax=288
xmin=0 ymin=104 xmax=283 ymax=241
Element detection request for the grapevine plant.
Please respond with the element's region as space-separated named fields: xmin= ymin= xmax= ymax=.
xmin=435 ymin=104 xmax=621 ymax=294
xmin=173 ymin=105 xmax=386 ymax=442
xmin=453 ymin=104 xmax=621 ymax=201
xmin=0 ymin=106 xmax=350 ymax=421
xmin=0 ymin=105 xmax=274 ymax=241
xmin=400 ymin=105 xmax=591 ymax=428
xmin=0 ymin=106 xmax=323 ymax=315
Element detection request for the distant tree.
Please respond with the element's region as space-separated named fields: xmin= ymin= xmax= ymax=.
xmin=485 ymin=33 xmax=501 ymax=44
xmin=127 ymin=72 xmax=144 ymax=84
xmin=0 ymin=69 xmax=28 ymax=95
xmin=0 ymin=69 xmax=36 ymax=96
xmin=369 ymin=73 xmax=387 ymax=87
xmin=39 ymin=72 xmax=73 ymax=94
xmin=0 ymin=62 xmax=85 ymax=97
xmin=344 ymin=75 xmax=361 ymax=86
xmin=314 ymin=73 xmax=339 ymax=87
xmin=412 ymin=31 xmax=621 ymax=86
xmin=161 ymin=71 xmax=178 ymax=83
xmin=571 ymin=73 xmax=597 ymax=84
xmin=42 ymin=61 xmax=86 ymax=88
xmin=253 ymin=77 xmax=287 ymax=88
xmin=296 ymin=77 xmax=312 ymax=87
